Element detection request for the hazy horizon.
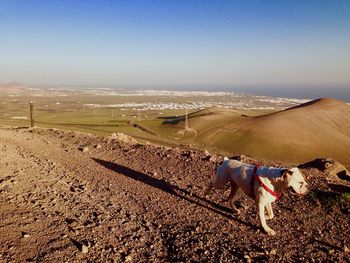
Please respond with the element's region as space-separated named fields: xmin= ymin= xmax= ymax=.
xmin=1 ymin=1 xmax=350 ymax=95
xmin=4 ymin=81 xmax=347 ymax=102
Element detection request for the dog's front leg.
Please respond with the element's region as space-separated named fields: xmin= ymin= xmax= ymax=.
xmin=258 ymin=203 xmax=276 ymax=235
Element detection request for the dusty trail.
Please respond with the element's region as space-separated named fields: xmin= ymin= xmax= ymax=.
xmin=0 ymin=127 xmax=349 ymax=262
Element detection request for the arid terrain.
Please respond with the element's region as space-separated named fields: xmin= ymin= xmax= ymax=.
xmin=0 ymin=126 xmax=349 ymax=262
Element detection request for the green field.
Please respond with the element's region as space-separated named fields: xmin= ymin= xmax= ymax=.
xmin=0 ymin=92 xmax=283 ymax=160
xmin=0 ymin=91 xmax=271 ymax=150
xmin=0 ymin=96 xmax=171 ymax=146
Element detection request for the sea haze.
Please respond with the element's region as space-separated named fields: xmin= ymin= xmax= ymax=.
xmin=228 ymin=85 xmax=350 ymax=102
xmin=119 ymin=85 xmax=350 ymax=102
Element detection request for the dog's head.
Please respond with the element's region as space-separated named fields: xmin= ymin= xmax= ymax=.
xmin=283 ymin=168 xmax=308 ymax=195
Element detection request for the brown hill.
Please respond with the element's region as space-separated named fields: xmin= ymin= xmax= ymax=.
xmin=209 ymin=98 xmax=350 ymax=166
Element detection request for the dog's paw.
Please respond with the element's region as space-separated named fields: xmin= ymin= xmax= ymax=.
xmin=266 ymin=229 xmax=276 ymax=236
xmin=228 ymin=204 xmax=240 ymax=214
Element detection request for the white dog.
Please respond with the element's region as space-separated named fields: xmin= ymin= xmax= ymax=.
xmin=205 ymin=158 xmax=308 ymax=235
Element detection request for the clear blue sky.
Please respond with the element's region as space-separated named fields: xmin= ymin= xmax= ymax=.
xmin=0 ymin=0 xmax=349 ymax=89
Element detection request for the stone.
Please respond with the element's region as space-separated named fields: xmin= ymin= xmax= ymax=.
xmin=323 ymin=158 xmax=350 ymax=180
xmin=125 ymin=254 xmax=133 ymax=262
xmin=303 ymin=158 xmax=350 ymax=181
xmin=270 ymin=249 xmax=277 ymax=255
xmin=109 ymin=132 xmax=138 ymax=145
xmin=81 ymin=244 xmax=89 ymax=254
xmin=203 ymin=149 xmax=210 ymax=156
xmin=244 ymin=255 xmax=252 ymax=263
xmin=21 ymin=232 xmax=30 ymax=238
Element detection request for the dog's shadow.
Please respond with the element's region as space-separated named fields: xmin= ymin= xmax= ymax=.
xmin=92 ymin=158 xmax=257 ymax=230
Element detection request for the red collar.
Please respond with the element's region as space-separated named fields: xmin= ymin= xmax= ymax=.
xmin=253 ymin=165 xmax=282 ymax=200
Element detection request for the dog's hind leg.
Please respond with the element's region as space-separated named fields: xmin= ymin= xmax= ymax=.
xmin=225 ymin=181 xmax=240 ymax=214
xmin=204 ymin=181 xmax=213 ymax=196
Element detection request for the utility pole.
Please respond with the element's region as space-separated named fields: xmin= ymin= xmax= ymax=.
xmin=185 ymin=108 xmax=189 ymax=130
xmin=138 ymin=109 xmax=141 ymax=121
xmin=29 ymin=101 xmax=34 ymax=127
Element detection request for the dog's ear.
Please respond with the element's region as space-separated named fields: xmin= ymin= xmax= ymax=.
xmin=282 ymin=169 xmax=293 ymax=179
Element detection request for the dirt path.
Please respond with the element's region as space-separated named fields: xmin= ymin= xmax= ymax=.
xmin=0 ymin=127 xmax=349 ymax=262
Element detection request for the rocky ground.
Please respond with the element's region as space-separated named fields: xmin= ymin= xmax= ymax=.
xmin=0 ymin=127 xmax=349 ymax=262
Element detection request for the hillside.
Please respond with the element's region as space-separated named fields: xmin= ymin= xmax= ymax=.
xmin=166 ymin=99 xmax=350 ymax=168
xmin=161 ymin=107 xmax=271 ymax=131
xmin=0 ymin=127 xmax=349 ymax=262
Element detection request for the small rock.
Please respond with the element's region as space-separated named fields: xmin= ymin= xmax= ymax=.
xmin=82 ymin=147 xmax=89 ymax=153
xmin=81 ymin=244 xmax=89 ymax=254
xmin=209 ymin=156 xmax=216 ymax=163
xmin=344 ymin=244 xmax=349 ymax=253
xmin=270 ymin=248 xmax=277 ymax=255
xmin=244 ymin=255 xmax=252 ymax=263
xmin=125 ymin=254 xmax=133 ymax=262
xmin=95 ymin=144 xmax=102 ymax=149
xmin=328 ymin=249 xmax=334 ymax=255
xmin=109 ymin=132 xmax=138 ymax=145
xmin=2 ymin=185 xmax=13 ymax=191
xmin=21 ymin=232 xmax=30 ymax=238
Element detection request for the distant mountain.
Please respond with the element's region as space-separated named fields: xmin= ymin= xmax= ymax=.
xmin=0 ymin=82 xmax=28 ymax=92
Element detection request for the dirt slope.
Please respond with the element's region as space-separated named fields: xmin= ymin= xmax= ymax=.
xmin=0 ymin=127 xmax=349 ymax=262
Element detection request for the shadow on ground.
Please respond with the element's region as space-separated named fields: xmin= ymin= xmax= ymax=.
xmin=92 ymin=158 xmax=257 ymax=230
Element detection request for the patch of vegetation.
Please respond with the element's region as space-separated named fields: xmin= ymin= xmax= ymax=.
xmin=308 ymin=189 xmax=350 ymax=211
